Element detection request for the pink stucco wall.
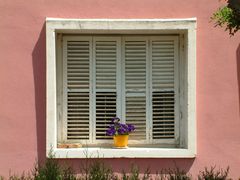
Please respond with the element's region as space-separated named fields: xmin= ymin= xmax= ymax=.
xmin=0 ymin=0 xmax=240 ymax=178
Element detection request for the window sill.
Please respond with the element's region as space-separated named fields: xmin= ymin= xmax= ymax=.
xmin=51 ymin=147 xmax=196 ymax=158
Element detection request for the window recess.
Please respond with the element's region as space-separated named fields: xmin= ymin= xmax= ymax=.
xmin=61 ymin=35 xmax=180 ymax=147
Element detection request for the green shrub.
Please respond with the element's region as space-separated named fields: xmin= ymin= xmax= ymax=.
xmin=82 ymin=160 xmax=116 ymax=180
xmin=7 ymin=171 xmax=32 ymax=180
xmin=0 ymin=157 xmax=235 ymax=180
xmin=33 ymin=151 xmax=76 ymax=180
xmin=61 ymin=167 xmax=76 ymax=180
xmin=122 ymin=165 xmax=151 ymax=180
xmin=198 ymin=166 xmax=230 ymax=180
xmin=156 ymin=167 xmax=192 ymax=180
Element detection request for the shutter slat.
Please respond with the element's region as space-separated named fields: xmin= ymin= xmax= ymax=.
xmin=67 ymin=57 xmax=89 ymax=60
xmin=68 ymin=121 xmax=90 ymax=123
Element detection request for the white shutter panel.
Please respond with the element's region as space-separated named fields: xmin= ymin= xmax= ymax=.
xmin=124 ymin=39 xmax=147 ymax=140
xmin=63 ymin=37 xmax=91 ymax=141
xmin=94 ymin=38 xmax=119 ymax=140
xmin=151 ymin=37 xmax=178 ymax=140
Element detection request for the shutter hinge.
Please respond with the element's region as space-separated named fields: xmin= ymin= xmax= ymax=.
xmin=180 ymin=111 xmax=183 ymax=120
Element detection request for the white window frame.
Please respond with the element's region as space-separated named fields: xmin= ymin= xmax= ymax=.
xmin=46 ymin=18 xmax=196 ymax=158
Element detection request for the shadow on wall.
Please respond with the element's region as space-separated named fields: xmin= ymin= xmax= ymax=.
xmin=32 ymin=23 xmax=195 ymax=173
xmin=32 ymin=23 xmax=46 ymax=162
xmin=237 ymin=44 xmax=240 ymax=113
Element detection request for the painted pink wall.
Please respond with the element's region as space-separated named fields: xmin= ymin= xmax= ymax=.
xmin=0 ymin=0 xmax=240 ymax=178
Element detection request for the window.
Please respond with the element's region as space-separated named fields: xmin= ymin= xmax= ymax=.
xmin=60 ymin=35 xmax=179 ymax=146
xmin=47 ymin=18 xmax=196 ymax=158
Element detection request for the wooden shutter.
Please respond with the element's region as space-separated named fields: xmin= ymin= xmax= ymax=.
xmin=151 ymin=37 xmax=178 ymax=140
xmin=124 ymin=38 xmax=147 ymax=140
xmin=63 ymin=37 xmax=91 ymax=141
xmin=94 ymin=37 xmax=120 ymax=140
xmin=62 ymin=35 xmax=179 ymax=144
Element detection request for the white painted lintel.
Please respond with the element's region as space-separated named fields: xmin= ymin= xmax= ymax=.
xmin=46 ymin=18 xmax=196 ymax=33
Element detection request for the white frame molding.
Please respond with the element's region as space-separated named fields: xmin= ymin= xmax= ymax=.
xmin=46 ymin=18 xmax=196 ymax=158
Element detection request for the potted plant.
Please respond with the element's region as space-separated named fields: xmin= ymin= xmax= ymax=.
xmin=106 ymin=117 xmax=135 ymax=148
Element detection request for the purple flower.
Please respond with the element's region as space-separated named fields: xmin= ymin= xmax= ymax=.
xmin=111 ymin=117 xmax=120 ymax=124
xmin=127 ymin=124 xmax=135 ymax=132
xmin=106 ymin=125 xmax=116 ymax=136
xmin=117 ymin=127 xmax=126 ymax=134
xmin=121 ymin=124 xmax=128 ymax=130
xmin=106 ymin=117 xmax=135 ymax=136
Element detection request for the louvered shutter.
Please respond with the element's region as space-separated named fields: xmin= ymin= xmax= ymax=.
xmin=94 ymin=37 xmax=120 ymax=140
xmin=151 ymin=37 xmax=178 ymax=140
xmin=62 ymin=35 xmax=179 ymax=145
xmin=124 ymin=38 xmax=147 ymax=140
xmin=63 ymin=37 xmax=92 ymax=141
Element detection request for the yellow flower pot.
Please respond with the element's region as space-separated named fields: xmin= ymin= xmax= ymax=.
xmin=113 ymin=135 xmax=129 ymax=148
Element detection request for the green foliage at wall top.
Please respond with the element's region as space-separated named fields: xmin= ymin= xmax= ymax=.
xmin=211 ymin=0 xmax=240 ymax=35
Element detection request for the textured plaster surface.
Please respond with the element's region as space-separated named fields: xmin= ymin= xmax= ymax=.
xmin=0 ymin=0 xmax=240 ymax=178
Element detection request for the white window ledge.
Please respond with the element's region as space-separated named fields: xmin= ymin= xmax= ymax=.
xmin=53 ymin=148 xmax=196 ymax=158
